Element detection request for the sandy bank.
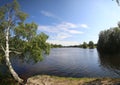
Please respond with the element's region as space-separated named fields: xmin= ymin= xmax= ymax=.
xmin=25 ymin=75 xmax=120 ymax=85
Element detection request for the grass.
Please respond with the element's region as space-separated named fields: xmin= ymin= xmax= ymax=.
xmin=0 ymin=72 xmax=19 ymax=85
xmin=0 ymin=78 xmax=19 ymax=85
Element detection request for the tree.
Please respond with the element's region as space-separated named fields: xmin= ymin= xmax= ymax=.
xmin=113 ymin=0 xmax=120 ymax=5
xmin=51 ymin=44 xmax=62 ymax=48
xmin=0 ymin=0 xmax=50 ymax=84
xmin=82 ymin=42 xmax=88 ymax=48
xmin=97 ymin=23 xmax=120 ymax=54
xmin=88 ymin=41 xmax=94 ymax=49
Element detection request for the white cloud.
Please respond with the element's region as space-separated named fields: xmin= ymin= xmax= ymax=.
xmin=41 ymin=10 xmax=54 ymax=17
xmin=57 ymin=22 xmax=77 ymax=28
xmin=38 ymin=22 xmax=88 ymax=40
xmin=31 ymin=16 xmax=35 ymax=18
xmin=39 ymin=11 xmax=89 ymax=46
xmin=56 ymin=33 xmax=72 ymax=40
xmin=69 ymin=30 xmax=83 ymax=34
xmin=38 ymin=25 xmax=59 ymax=33
xmin=80 ymin=24 xmax=88 ymax=28
xmin=47 ymin=40 xmax=80 ymax=46
xmin=41 ymin=10 xmax=62 ymax=20
xmin=38 ymin=22 xmax=85 ymax=34
xmin=40 ymin=10 xmax=88 ymax=29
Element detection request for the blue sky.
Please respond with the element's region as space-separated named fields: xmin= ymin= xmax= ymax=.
xmin=1 ymin=0 xmax=120 ymax=46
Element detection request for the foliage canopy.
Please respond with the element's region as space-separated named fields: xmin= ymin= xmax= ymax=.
xmin=97 ymin=23 xmax=120 ymax=54
xmin=82 ymin=42 xmax=88 ymax=49
xmin=0 ymin=0 xmax=50 ymax=83
xmin=88 ymin=41 xmax=94 ymax=49
xmin=0 ymin=0 xmax=50 ymax=62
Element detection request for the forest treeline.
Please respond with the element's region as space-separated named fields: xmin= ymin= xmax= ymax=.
xmin=51 ymin=41 xmax=97 ymax=49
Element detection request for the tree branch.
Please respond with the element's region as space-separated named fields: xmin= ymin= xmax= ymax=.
xmin=9 ymin=50 xmax=22 ymax=54
xmin=1 ymin=45 xmax=5 ymax=53
xmin=113 ymin=0 xmax=120 ymax=6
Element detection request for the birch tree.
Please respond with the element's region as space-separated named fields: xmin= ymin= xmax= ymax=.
xmin=0 ymin=0 xmax=50 ymax=84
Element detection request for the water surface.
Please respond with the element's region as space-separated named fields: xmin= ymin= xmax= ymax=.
xmin=10 ymin=48 xmax=120 ymax=79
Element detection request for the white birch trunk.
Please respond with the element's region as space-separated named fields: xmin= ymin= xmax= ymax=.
xmin=5 ymin=26 xmax=23 ymax=84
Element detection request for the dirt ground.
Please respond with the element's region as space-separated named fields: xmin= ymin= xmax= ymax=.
xmin=25 ymin=75 xmax=120 ymax=85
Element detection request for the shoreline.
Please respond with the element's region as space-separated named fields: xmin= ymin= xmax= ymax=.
xmin=1 ymin=75 xmax=120 ymax=85
xmin=25 ymin=75 xmax=120 ymax=85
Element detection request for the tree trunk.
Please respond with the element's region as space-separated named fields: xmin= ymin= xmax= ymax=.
xmin=5 ymin=26 xmax=23 ymax=84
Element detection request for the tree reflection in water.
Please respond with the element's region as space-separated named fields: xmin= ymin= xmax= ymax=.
xmin=98 ymin=53 xmax=120 ymax=75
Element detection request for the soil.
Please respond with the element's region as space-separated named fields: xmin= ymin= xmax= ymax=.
xmin=25 ymin=75 xmax=120 ymax=85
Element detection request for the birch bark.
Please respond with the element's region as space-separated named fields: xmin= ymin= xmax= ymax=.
xmin=5 ymin=26 xmax=23 ymax=83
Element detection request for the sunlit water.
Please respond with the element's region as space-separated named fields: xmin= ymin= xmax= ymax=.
xmin=9 ymin=48 xmax=120 ymax=79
